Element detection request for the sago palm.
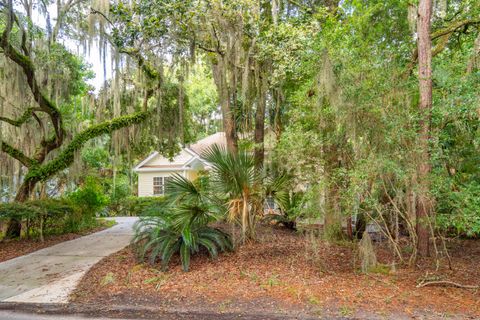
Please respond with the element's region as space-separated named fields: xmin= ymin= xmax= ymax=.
xmin=133 ymin=216 xmax=232 ymax=271
xmin=132 ymin=173 xmax=232 ymax=271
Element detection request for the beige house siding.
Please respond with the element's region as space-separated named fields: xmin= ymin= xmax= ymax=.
xmin=186 ymin=170 xmax=199 ymax=181
xmin=137 ymin=170 xmax=185 ymax=197
xmin=135 ymin=141 xmax=215 ymax=197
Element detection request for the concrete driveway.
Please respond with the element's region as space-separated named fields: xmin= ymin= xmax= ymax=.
xmin=0 ymin=217 xmax=137 ymax=303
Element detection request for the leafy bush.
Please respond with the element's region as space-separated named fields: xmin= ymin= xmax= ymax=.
xmin=108 ymin=196 xmax=168 ymax=216
xmin=68 ymin=176 xmax=108 ymax=217
xmin=133 ymin=174 xmax=232 ymax=271
xmin=436 ymin=181 xmax=480 ymax=237
xmin=0 ymin=202 xmax=40 ymax=221
xmin=0 ymin=198 xmax=101 ymax=239
xmin=101 ymin=175 xmax=131 ymax=216
xmin=81 ymin=147 xmax=109 ymax=169
xmin=264 ymin=191 xmax=304 ymax=230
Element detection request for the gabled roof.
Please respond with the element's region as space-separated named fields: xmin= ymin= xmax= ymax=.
xmin=133 ymin=151 xmax=159 ymax=171
xmin=188 ymin=132 xmax=226 ymax=156
xmin=134 ymin=133 xmax=225 ymax=172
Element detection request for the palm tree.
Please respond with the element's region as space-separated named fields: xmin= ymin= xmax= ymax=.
xmin=132 ymin=174 xmax=232 ymax=271
xmin=202 ymin=144 xmax=262 ymax=242
xmin=165 ymin=173 xmax=221 ymax=229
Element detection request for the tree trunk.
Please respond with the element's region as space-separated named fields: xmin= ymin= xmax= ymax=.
xmin=224 ymin=96 xmax=238 ymax=154
xmin=324 ymin=178 xmax=343 ymax=240
xmin=466 ymin=34 xmax=480 ymax=74
xmin=5 ymin=179 xmax=37 ymax=238
xmin=416 ymin=0 xmax=433 ymax=257
xmin=178 ymin=74 xmax=185 ymax=145
xmin=254 ymin=79 xmax=266 ymax=170
xmin=211 ymin=57 xmax=238 ymax=154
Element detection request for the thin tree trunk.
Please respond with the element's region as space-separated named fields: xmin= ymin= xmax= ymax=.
xmin=178 ymin=74 xmax=185 ymax=145
xmin=224 ymin=94 xmax=238 ymax=154
xmin=254 ymin=80 xmax=266 ymax=170
xmin=211 ymin=58 xmax=238 ymax=154
xmin=242 ymin=196 xmax=248 ymax=243
xmin=324 ymin=178 xmax=342 ymax=239
xmin=467 ymin=34 xmax=480 ymax=74
xmin=416 ymin=0 xmax=433 ymax=257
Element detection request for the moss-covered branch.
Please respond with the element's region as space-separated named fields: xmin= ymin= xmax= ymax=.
xmin=119 ymin=48 xmax=160 ymax=80
xmin=0 ymin=107 xmax=36 ymax=126
xmin=1 ymin=18 xmax=65 ymax=148
xmin=431 ymin=19 xmax=480 ymax=41
xmin=25 ymin=110 xmax=151 ymax=182
xmin=1 ymin=141 xmax=38 ymax=168
xmin=404 ymin=18 xmax=480 ymax=78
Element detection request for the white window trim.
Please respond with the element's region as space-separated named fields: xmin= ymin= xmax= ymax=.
xmin=153 ymin=177 xmax=165 ymax=196
xmin=152 ymin=176 xmax=172 ymax=196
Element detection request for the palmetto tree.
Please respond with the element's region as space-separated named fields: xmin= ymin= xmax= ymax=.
xmin=203 ymin=144 xmax=263 ymax=242
xmin=133 ymin=174 xmax=232 ymax=271
xmin=165 ymin=174 xmax=220 ymax=228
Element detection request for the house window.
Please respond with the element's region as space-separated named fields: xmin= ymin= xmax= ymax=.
xmin=153 ymin=176 xmax=173 ymax=195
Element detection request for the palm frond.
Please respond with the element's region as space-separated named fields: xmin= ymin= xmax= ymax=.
xmin=166 ymin=173 xmax=202 ymax=204
xmin=133 ymin=216 xmax=232 ymax=271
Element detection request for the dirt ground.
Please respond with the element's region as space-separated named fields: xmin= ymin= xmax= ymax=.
xmin=71 ymin=225 xmax=480 ymax=319
xmin=0 ymin=220 xmax=113 ymax=263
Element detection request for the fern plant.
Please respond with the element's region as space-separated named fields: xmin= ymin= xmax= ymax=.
xmin=264 ymin=191 xmax=304 ymax=230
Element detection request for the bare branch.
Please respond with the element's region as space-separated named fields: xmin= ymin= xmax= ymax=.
xmin=90 ymin=7 xmax=114 ymax=26
xmin=417 ymin=280 xmax=479 ymax=289
xmin=404 ymin=19 xmax=480 ymax=78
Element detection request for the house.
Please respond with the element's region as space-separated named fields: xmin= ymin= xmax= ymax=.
xmin=133 ymin=132 xmax=226 ymax=197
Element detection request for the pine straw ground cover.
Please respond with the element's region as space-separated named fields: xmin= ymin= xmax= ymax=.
xmin=0 ymin=219 xmax=114 ymax=263
xmin=71 ymin=225 xmax=480 ymax=319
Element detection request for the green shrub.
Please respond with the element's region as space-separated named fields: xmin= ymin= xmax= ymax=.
xmin=0 ymin=203 xmax=40 ymax=239
xmin=0 ymin=197 xmax=105 ymax=239
xmin=27 ymin=199 xmax=77 ymax=235
xmin=68 ymin=176 xmax=108 ymax=217
xmin=81 ymin=147 xmax=109 ymax=169
xmin=102 ymin=175 xmax=131 ymax=216
xmin=436 ymin=181 xmax=480 ymax=237
xmin=108 ymin=196 xmax=168 ymax=216
xmin=0 ymin=202 xmax=40 ymax=221
xmin=264 ymin=191 xmax=304 ymax=230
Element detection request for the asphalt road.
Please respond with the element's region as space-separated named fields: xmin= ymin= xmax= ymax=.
xmin=0 ymin=311 xmax=128 ymax=320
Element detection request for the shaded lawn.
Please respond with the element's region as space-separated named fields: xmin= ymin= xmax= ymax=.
xmin=72 ymin=225 xmax=480 ymax=319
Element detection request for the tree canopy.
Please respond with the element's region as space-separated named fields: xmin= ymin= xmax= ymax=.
xmin=1 ymin=0 xmax=479 ymax=256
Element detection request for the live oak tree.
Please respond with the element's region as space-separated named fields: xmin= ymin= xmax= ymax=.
xmin=1 ymin=0 xmax=479 ymax=263
xmin=0 ymin=1 xmax=152 ymax=237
